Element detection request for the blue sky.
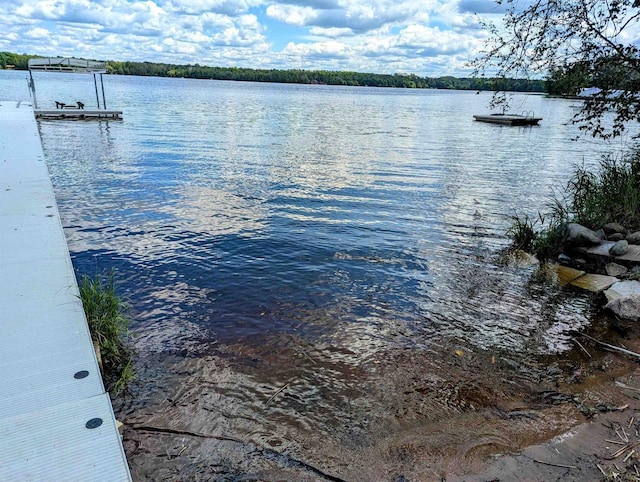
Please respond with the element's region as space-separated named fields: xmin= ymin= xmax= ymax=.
xmin=0 ymin=0 xmax=506 ymax=76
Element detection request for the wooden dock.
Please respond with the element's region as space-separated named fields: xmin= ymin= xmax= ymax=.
xmin=0 ymin=101 xmax=131 ymax=480
xmin=35 ymin=109 xmax=123 ymax=120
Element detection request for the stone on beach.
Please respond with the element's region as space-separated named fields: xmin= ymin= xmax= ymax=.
xmin=609 ymin=240 xmax=629 ymax=256
xmin=585 ymin=241 xmax=617 ymax=257
xmin=603 ymin=222 xmax=627 ymax=235
xmin=570 ymin=274 xmax=618 ymax=293
xmin=605 ymin=262 xmax=628 ymax=277
xmin=564 ymin=223 xmax=604 ymax=247
xmin=603 ymin=280 xmax=640 ymax=303
xmin=626 ymin=231 xmax=640 ymax=244
xmin=605 ymin=295 xmax=640 ymax=321
xmin=615 ymin=245 xmax=640 ymax=263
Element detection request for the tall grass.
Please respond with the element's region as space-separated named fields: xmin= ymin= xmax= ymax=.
xmin=79 ymin=271 xmax=133 ymax=393
xmin=567 ymin=151 xmax=640 ymax=229
xmin=507 ymin=147 xmax=640 ymax=259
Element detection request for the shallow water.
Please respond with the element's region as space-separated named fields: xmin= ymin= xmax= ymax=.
xmin=0 ymin=70 xmax=628 ymax=479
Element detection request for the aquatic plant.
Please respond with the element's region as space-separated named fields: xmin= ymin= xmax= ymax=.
xmin=505 ymin=212 xmax=538 ymax=252
xmin=79 ymin=271 xmax=133 ymax=394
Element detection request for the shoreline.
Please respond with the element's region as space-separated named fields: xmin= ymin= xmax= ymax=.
xmin=453 ymin=321 xmax=640 ymax=481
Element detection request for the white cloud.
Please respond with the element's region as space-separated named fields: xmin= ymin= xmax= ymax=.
xmin=308 ymin=26 xmax=354 ymax=38
xmin=267 ymin=0 xmax=421 ymax=33
xmin=0 ymin=0 xmax=499 ymax=76
xmin=283 ymin=39 xmax=351 ymax=59
xmin=266 ymin=4 xmax=316 ymax=26
xmin=25 ymin=27 xmax=51 ymax=38
xmin=166 ymin=0 xmax=261 ymax=16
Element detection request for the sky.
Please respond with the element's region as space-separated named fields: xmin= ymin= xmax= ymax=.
xmin=0 ymin=0 xmax=509 ymax=76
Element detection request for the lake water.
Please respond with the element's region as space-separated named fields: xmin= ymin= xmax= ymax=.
xmin=0 ymin=70 xmax=628 ymax=479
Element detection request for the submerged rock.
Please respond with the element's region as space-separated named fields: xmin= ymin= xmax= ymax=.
xmin=555 ymin=265 xmax=585 ymax=286
xmin=564 ymin=223 xmax=603 ymax=247
xmin=610 ymin=240 xmax=629 ymax=256
xmin=603 ymin=222 xmax=627 ymax=235
xmin=605 ymin=295 xmax=640 ymax=321
xmin=502 ymin=249 xmax=539 ymax=268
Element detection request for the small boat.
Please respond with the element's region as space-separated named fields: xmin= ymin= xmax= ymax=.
xmin=473 ymin=111 xmax=542 ymax=126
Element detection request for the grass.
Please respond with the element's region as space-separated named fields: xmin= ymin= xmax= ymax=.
xmin=507 ymin=147 xmax=640 ymax=259
xmin=505 ymin=213 xmax=537 ymax=252
xmin=565 ymin=151 xmax=640 ymax=229
xmin=79 ymin=271 xmax=133 ymax=394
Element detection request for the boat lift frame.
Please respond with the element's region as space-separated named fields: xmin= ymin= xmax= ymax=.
xmin=27 ymin=57 xmax=122 ymax=119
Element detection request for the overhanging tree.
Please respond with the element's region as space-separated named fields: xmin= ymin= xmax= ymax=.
xmin=473 ymin=0 xmax=640 ymax=138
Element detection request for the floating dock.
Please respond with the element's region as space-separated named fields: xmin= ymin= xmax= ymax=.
xmin=0 ymin=101 xmax=131 ymax=480
xmin=35 ymin=109 xmax=123 ymax=120
xmin=473 ymin=114 xmax=542 ymax=126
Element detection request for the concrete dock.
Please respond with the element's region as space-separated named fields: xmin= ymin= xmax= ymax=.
xmin=0 ymin=101 xmax=131 ymax=480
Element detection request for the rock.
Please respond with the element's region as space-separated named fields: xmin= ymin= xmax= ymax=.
xmin=609 ymin=240 xmax=629 ymax=256
xmin=574 ymin=257 xmax=587 ymax=268
xmin=627 ymin=231 xmax=640 ymax=244
xmin=603 ymin=280 xmax=640 ymax=302
xmin=605 ymin=295 xmax=640 ymax=321
xmin=586 ymin=242 xmax=616 ymax=257
xmin=605 ymin=262 xmax=628 ymax=277
xmin=570 ymin=274 xmax=618 ymax=293
xmin=603 ymin=222 xmax=627 ymax=235
xmin=505 ymin=250 xmax=539 ymax=268
xmin=557 ymin=253 xmax=572 ymax=265
xmin=608 ymin=233 xmax=625 ymax=241
xmin=564 ymin=223 xmax=603 ymax=247
xmin=555 ymin=265 xmax=585 ymax=286
xmin=615 ymin=245 xmax=640 ymax=263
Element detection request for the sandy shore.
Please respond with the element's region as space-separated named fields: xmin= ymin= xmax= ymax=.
xmin=453 ymin=324 xmax=640 ymax=482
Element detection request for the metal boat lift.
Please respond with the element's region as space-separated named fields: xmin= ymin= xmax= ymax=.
xmin=28 ymin=57 xmax=123 ymax=119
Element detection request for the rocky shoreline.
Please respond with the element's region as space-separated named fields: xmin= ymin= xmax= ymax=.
xmin=552 ymin=222 xmax=640 ymax=322
xmin=455 ymin=221 xmax=640 ymax=481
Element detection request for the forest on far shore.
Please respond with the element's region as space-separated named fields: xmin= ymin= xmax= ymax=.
xmin=1 ymin=51 xmax=545 ymax=92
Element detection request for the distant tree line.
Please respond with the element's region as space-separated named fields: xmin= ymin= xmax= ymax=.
xmin=104 ymin=60 xmax=545 ymax=92
xmin=0 ymin=50 xmax=545 ymax=92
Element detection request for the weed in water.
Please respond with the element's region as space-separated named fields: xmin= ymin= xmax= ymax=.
xmin=79 ymin=271 xmax=133 ymax=393
xmin=506 ymin=213 xmax=538 ymax=252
